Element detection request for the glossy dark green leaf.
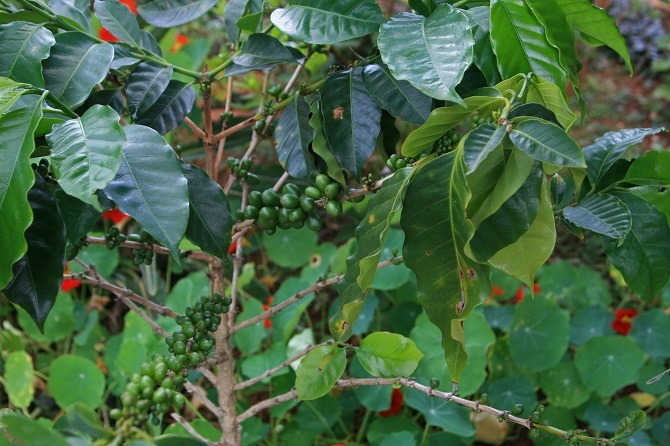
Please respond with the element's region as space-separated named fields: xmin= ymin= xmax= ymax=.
xmin=378 ymin=4 xmax=474 ymax=103
xmin=583 ymin=128 xmax=664 ymax=190
xmin=463 ymin=123 xmax=507 ymax=174
xmin=308 ymin=97 xmax=347 ymax=186
xmin=270 ymin=0 xmax=384 ymax=45
xmin=51 ymin=0 xmax=92 ymax=32
xmin=330 ymin=168 xmax=414 ymax=341
xmin=602 ymin=192 xmax=670 ymax=300
xmin=95 ymin=0 xmax=141 ymax=46
xmin=55 ymin=188 xmax=103 ymax=244
xmin=490 ymin=0 xmax=568 ymax=90
xmin=139 ymin=30 xmax=163 ymax=56
xmin=0 ymin=100 xmax=42 ymax=291
xmin=525 ymin=76 xmax=578 ymax=130
xmin=48 ymin=105 xmax=125 ymax=210
xmin=42 ymin=32 xmax=114 ymax=108
xmin=400 ymin=153 xmax=491 ymax=382
xmin=468 ymin=163 xmax=543 ymax=262
xmin=624 ymin=151 xmax=670 ymax=186
xmin=2 ymin=175 xmax=66 ymax=330
xmin=556 ymin=0 xmax=632 ymax=73
xmin=627 ymin=186 xmax=670 ymax=226
xmin=126 ymin=62 xmax=173 ymax=118
xmin=228 ymin=34 xmax=299 ymax=75
xmin=463 ymin=7 xmax=502 ymax=86
xmin=78 ymin=88 xmax=124 ymax=115
xmin=104 ymin=125 xmax=189 ymax=260
xmin=508 ymin=103 xmax=559 ymax=125
xmin=135 ymin=80 xmax=196 ymax=135
xmin=563 ymin=193 xmax=631 ymax=241
xmin=137 ymin=0 xmax=218 ymax=27
xmin=361 ymin=63 xmax=431 ymax=125
xmin=224 ymin=0 xmax=264 ymax=44
xmin=526 ymin=0 xmax=579 ymax=74
xmin=510 ymin=118 xmax=585 ymax=167
xmin=321 ymin=67 xmax=381 ymax=178
xmin=275 ymin=94 xmax=315 ymax=179
xmin=0 ymin=22 xmax=55 ymax=88
xmin=182 ymin=163 xmax=232 ymax=259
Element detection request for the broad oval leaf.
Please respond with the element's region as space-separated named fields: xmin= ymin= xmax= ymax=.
xmin=0 ymin=22 xmax=55 ymax=88
xmin=295 ymin=345 xmax=346 ymax=401
xmin=182 ymin=163 xmax=233 ymax=259
xmin=49 ymin=355 xmax=106 ymax=409
xmin=509 ymin=118 xmax=585 ymax=167
xmin=624 ymin=150 xmax=670 ymax=186
xmin=361 ymin=63 xmax=432 ymax=125
xmin=270 ymin=0 xmax=384 ymax=45
xmin=135 ymin=80 xmax=196 ymax=135
xmin=400 ymin=152 xmax=491 ymax=382
xmin=0 ymin=100 xmax=42 ymax=290
xmin=463 ymin=123 xmax=507 ymax=174
xmin=602 ymin=192 xmax=670 ymax=300
xmin=138 ymin=0 xmax=219 ymax=27
xmin=357 ymin=332 xmax=423 ymax=378
xmin=275 ymin=94 xmax=315 ymax=179
xmin=563 ymin=193 xmax=631 ymax=241
xmin=378 ymin=4 xmax=474 ymax=103
xmin=104 ymin=125 xmax=189 ymax=260
xmin=320 ymin=67 xmax=381 ymax=178
xmin=48 ymin=105 xmax=125 ymax=210
xmin=94 ymin=0 xmax=141 ymax=46
xmin=126 ymin=62 xmax=173 ymax=118
xmin=42 ymin=32 xmax=114 ymax=108
xmin=228 ymin=34 xmax=299 ymax=75
xmin=629 ymin=309 xmax=670 ymax=359
xmin=404 ymin=390 xmax=476 ymax=435
xmin=5 ymin=351 xmax=34 ymax=408
xmin=539 ymin=362 xmax=591 ymax=409
xmin=2 ymin=174 xmax=66 ymax=329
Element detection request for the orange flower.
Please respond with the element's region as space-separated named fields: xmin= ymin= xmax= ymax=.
xmin=99 ymin=27 xmax=119 ymax=43
xmin=379 ymin=388 xmax=403 ymax=417
xmin=612 ymin=308 xmax=638 ymax=335
xmin=119 ymin=0 xmax=137 ymax=14
xmin=102 ymin=208 xmax=129 ymax=224
xmin=491 ymin=285 xmax=505 ymax=297
xmin=61 ymin=263 xmax=81 ymax=292
xmin=262 ymin=296 xmax=274 ymax=329
xmin=170 ymin=34 xmax=190 ymax=53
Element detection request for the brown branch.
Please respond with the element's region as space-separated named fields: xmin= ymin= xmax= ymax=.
xmin=214 ymin=76 xmax=235 ymax=182
xmin=183 ymin=116 xmax=207 ymax=140
xmin=228 ymin=185 xmax=248 ymax=327
xmin=184 ymin=381 xmax=223 ymax=419
xmin=171 ymin=413 xmax=213 ymax=445
xmin=211 ymin=116 xmax=256 ymax=143
xmin=85 ymin=236 xmax=215 ymax=262
xmin=236 ymin=388 xmax=298 ymax=423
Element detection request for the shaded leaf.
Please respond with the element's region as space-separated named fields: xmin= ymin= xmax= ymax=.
xmin=308 ymin=97 xmax=347 ymax=186
xmin=54 ymin=188 xmax=103 ymax=244
xmin=275 ymin=94 xmax=315 ymax=178
xmin=563 ymin=193 xmax=631 ymax=241
xmin=138 ymin=0 xmax=219 ymax=27
xmin=135 ymin=80 xmax=196 ymax=135
xmin=0 ymin=22 xmax=55 ymax=88
xmin=95 ymin=0 xmax=141 ymax=46
xmin=229 ymin=34 xmax=299 ymax=74
xmin=224 ymin=0 xmax=264 ymax=44
xmin=126 ymin=62 xmax=173 ymax=118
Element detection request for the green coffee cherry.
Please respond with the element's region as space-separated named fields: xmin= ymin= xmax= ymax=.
xmin=300 ymin=197 xmax=316 ymax=213
xmin=315 ymin=174 xmax=331 ymax=192
xmin=325 ymin=200 xmax=343 ymax=217
xmin=511 ymin=404 xmax=524 ymax=416
xmin=305 ymin=213 xmax=323 ymax=232
xmin=283 ymin=183 xmax=301 ymax=196
xmin=324 ymin=183 xmax=341 ymax=200
xmin=430 ymin=378 xmax=440 ymax=389
xmin=248 ymin=191 xmax=263 ymax=208
xmin=305 ymin=186 xmax=323 ymax=200
xmin=289 ymin=208 xmax=306 ymax=223
xmin=280 ymin=193 xmax=301 ymax=209
xmin=244 ymin=205 xmax=259 ymax=220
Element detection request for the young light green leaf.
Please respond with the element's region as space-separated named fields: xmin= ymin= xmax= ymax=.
xmin=525 ymin=76 xmax=578 ymax=130
xmin=0 ymin=22 xmax=55 ymax=88
xmin=275 ymin=94 xmax=315 ymax=179
xmin=295 ymin=345 xmax=346 ymax=401
xmin=48 ymin=105 xmax=125 ymax=210
xmin=138 ymin=0 xmax=219 ymax=27
xmin=104 ymin=125 xmax=189 ymax=261
xmin=95 ymin=0 xmax=142 ymax=46
xmin=510 ymin=118 xmax=585 ymax=167
xmin=224 ymin=0 xmax=264 ymax=44
xmin=563 ymin=193 xmax=632 ymax=241
xmin=624 ymin=150 xmax=670 ymax=186
xmin=614 ymin=411 xmax=647 ymax=441
xmin=135 ymin=80 xmax=196 ymax=135
xmin=357 ymin=332 xmax=423 ymax=378
xmin=270 ymin=0 xmax=384 ymax=44
xmin=378 ymin=4 xmax=474 ymax=103
xmin=126 ymin=62 xmax=173 ymax=118
xmin=5 ymin=351 xmax=34 ymax=408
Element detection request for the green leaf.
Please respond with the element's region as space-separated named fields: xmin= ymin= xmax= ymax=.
xmin=538 ymin=362 xmax=591 ymax=409
xmin=526 ymin=0 xmax=579 ymax=74
xmin=404 ymin=390 xmax=475 ymax=436
xmin=48 ymin=105 xmax=125 ymax=210
xmin=400 ymin=152 xmax=491 ymax=382
xmin=563 ymin=193 xmax=631 ymax=241
xmin=138 ymin=0 xmax=218 ymax=27
xmin=463 ymin=123 xmax=507 ymax=174
xmin=104 ymin=125 xmax=189 ymax=260
xmin=371 ymin=229 xmax=413 ymax=291
xmin=263 ymin=227 xmax=318 ymax=269
xmin=602 ymin=192 xmax=670 ymax=300
xmin=42 ymin=32 xmax=114 ymax=108
xmin=509 ymin=296 xmax=569 ymax=371
xmin=0 ymin=99 xmax=42 ymax=290
xmin=270 ymin=0 xmax=384 ymax=45
xmin=525 ymin=76 xmax=578 ymax=130
xmin=378 ymin=4 xmax=474 ymax=103
xmin=126 ymin=62 xmax=173 ymax=119
xmin=224 ymin=0 xmax=264 ymax=44
xmin=0 ymin=414 xmax=69 ymax=446
xmin=241 ymin=344 xmax=288 ymax=383
xmin=488 ymin=179 xmax=556 ymax=287
xmin=54 ymin=188 xmax=103 ymax=244
xmin=295 ymin=345 xmax=346 ymax=401
xmin=275 ymin=94 xmax=315 ymax=179
xmin=401 ymin=94 xmax=507 ymax=157
xmin=0 ymin=78 xmax=28 ymax=115
xmin=0 ymin=22 xmax=55 ymax=88
xmin=182 ymin=163 xmax=232 ymax=259
xmin=490 ymin=0 xmax=568 ymax=89
xmin=320 ymin=67 xmax=381 ymax=178
xmin=583 ymin=128 xmax=664 ymax=189
xmin=614 ymin=411 xmax=647 ymax=441
xmin=51 ymin=0 xmax=92 ymax=32
xmin=49 ymin=355 xmax=105 ymax=409
xmin=16 ymin=292 xmax=76 ymax=343
xmin=509 ymin=118 xmax=585 ymax=167
xmin=349 ymin=357 xmax=392 ymax=411
xmin=627 ymin=186 xmax=670 ymax=227
xmin=330 ymin=168 xmax=414 ymax=341
xmin=135 ymin=80 xmax=196 ymax=135
xmin=624 ymin=150 xmax=670 ymax=186
xmin=629 ymin=309 xmax=670 ymax=359
xmin=4 ymin=351 xmax=34 ymax=408
xmin=357 ymin=332 xmax=423 ymax=378
xmin=94 ymin=0 xmax=141 ymax=46
xmin=230 ymin=34 xmax=299 ymax=74
xmin=575 ymin=336 xmax=645 ymax=397
xmin=484 ymin=376 xmax=537 ymax=417
xmin=308 ymin=97 xmax=347 ymax=186
xmin=271 ymin=278 xmax=315 ymax=343
xmin=361 ymin=63 xmax=432 ymax=125
xmin=2 ymin=175 xmax=66 ymax=329
xmin=570 ymin=306 xmax=614 ymax=346
xmin=463 ymin=7 xmax=502 ymax=86
xmin=468 ymin=162 xmax=543 ymax=262
xmin=380 ymin=432 xmax=416 ymax=446
xmin=555 ymin=0 xmax=632 ymax=73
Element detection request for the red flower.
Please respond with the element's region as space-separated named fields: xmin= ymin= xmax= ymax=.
xmin=534 ymin=283 xmax=541 ymax=294
xmin=515 ymin=286 xmax=524 ymax=303
xmin=102 ymin=208 xmax=129 ymax=224
xmin=612 ymin=308 xmax=638 ymax=335
xmin=228 ymin=240 xmax=238 ymax=255
xmin=99 ymin=27 xmax=119 ymax=42
xmin=61 ymin=263 xmax=81 ymax=292
xmin=262 ymin=296 xmax=274 ymax=329
xmin=171 ymin=34 xmax=190 ymax=53
xmin=491 ymin=285 xmax=505 ymax=298
xmin=379 ymin=388 xmax=403 ymax=418
xmin=119 ymin=0 xmax=137 ymax=14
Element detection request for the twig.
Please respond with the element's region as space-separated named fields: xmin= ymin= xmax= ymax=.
xmin=272 ymin=172 xmax=290 ymax=192
xmin=236 ymin=389 xmax=298 ymax=423
xmin=183 ymin=117 xmax=207 ymax=140
xmin=214 ymin=76 xmax=235 ymax=182
xmin=117 ymin=293 xmax=169 ymax=336
xmin=85 ymin=236 xmax=215 ymax=262
xmin=234 ymin=340 xmax=334 ymax=391
xmin=184 ymin=381 xmax=224 ymax=419
xmin=171 ymin=413 xmax=213 ymax=445
xmin=228 ymin=185 xmax=249 ymax=327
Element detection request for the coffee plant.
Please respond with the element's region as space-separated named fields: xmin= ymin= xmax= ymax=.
xmin=0 ymin=0 xmax=669 ymax=445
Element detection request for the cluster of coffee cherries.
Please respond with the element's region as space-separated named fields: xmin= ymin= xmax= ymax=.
xmin=111 ymin=294 xmax=231 ymax=429
xmin=227 ymin=157 xmax=259 ymax=185
xmin=471 ymin=113 xmax=491 ymax=127
xmin=104 ymin=226 xmax=127 ymax=250
xmin=66 ymin=236 xmax=89 ymax=261
xmin=267 ymin=84 xmax=290 ymax=101
xmin=125 ymin=230 xmax=155 ymax=266
xmin=31 ymin=158 xmax=57 ymax=184
xmin=386 ymin=154 xmax=409 ymax=172
xmin=434 ymin=129 xmax=461 ymax=155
